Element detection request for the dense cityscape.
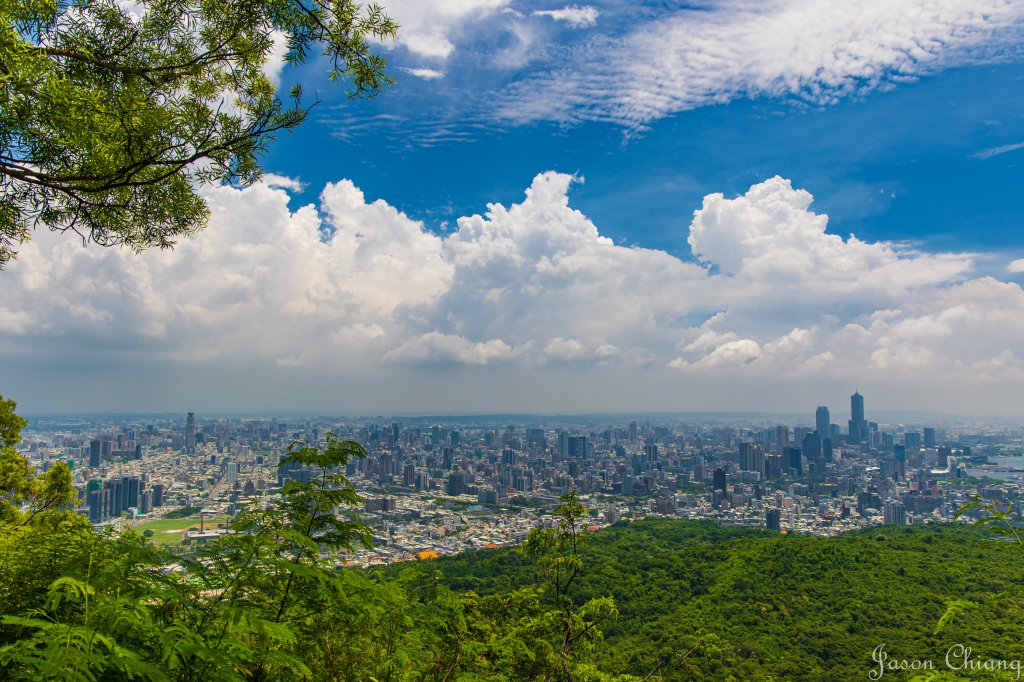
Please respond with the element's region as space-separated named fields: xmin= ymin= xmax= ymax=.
xmin=16 ymin=392 xmax=1024 ymax=566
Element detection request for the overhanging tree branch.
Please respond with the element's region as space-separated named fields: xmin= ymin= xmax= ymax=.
xmin=0 ymin=0 xmax=397 ymax=268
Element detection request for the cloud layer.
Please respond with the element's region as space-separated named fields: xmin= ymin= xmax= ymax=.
xmin=3 ymin=172 xmax=1023 ymax=413
xmin=497 ymin=0 xmax=1024 ymax=126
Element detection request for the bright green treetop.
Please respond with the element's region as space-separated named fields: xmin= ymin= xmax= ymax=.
xmin=0 ymin=0 xmax=397 ymax=267
xmin=0 ymin=393 xmax=78 ymax=525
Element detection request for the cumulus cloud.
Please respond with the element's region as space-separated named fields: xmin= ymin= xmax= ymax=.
xmin=423 ymin=172 xmax=711 ymax=352
xmin=383 ymin=332 xmax=528 ymax=366
xmin=539 ymin=337 xmax=620 ymax=367
xmin=1009 ymin=258 xmax=1024 ymax=273
xmin=498 ymin=0 xmax=1024 ymax=126
xmin=379 ymin=0 xmax=512 ymax=59
xmin=685 ymin=176 xmax=974 ymax=337
xmin=0 ymin=176 xmax=450 ymax=368
xmin=3 ymin=172 xmax=1024 ymax=412
xmin=532 ymin=5 xmax=599 ymax=28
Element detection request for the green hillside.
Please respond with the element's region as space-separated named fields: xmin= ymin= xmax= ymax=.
xmin=420 ymin=521 xmax=1024 ymax=680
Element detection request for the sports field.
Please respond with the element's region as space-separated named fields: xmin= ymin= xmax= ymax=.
xmin=134 ymin=517 xmax=231 ymax=546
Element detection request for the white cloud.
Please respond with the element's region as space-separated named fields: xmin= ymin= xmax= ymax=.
xmin=539 ymin=337 xmax=620 ymax=367
xmin=670 ymin=338 xmax=762 ymax=370
xmin=427 ymin=171 xmax=711 ymax=350
xmin=383 ymin=332 xmax=528 ymax=366
xmin=688 ymin=175 xmax=972 ymax=296
xmin=974 ymin=141 xmax=1024 ymax=160
xmin=379 ymin=0 xmax=512 ymax=59
xmin=532 ymin=5 xmax=599 ymax=28
xmin=262 ymin=30 xmax=289 ymax=88
xmin=401 ymin=67 xmax=446 ymax=80
xmin=1009 ymin=258 xmax=1024 ymax=273
xmin=0 ymin=176 xmax=450 ymax=369
xmin=4 ymin=172 xmax=1024 ymax=413
xmin=498 ymin=0 xmax=1024 ymax=126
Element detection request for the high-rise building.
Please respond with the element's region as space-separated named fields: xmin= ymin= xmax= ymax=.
xmin=785 ymin=446 xmax=803 ymax=475
xmin=151 ymin=483 xmax=164 ymax=507
xmin=822 ymin=437 xmax=833 ymax=464
xmin=775 ymin=426 xmax=789 ymax=454
xmin=763 ymin=454 xmax=783 ymax=479
xmin=712 ymin=468 xmax=727 ymax=492
xmin=739 ymin=442 xmax=763 ymax=475
xmin=123 ymin=476 xmax=140 ymax=511
xmin=923 ymin=427 xmax=936 ymax=449
xmin=645 ymin=443 xmax=659 ymax=461
xmin=848 ymin=391 xmax=867 ymax=444
xmin=937 ymin=446 xmax=952 ymax=469
xmin=560 ymin=434 xmax=587 ymax=459
xmin=445 ymin=471 xmax=467 ymax=496
xmin=88 ymin=488 xmax=108 ymax=523
xmin=184 ymin=412 xmax=196 ymax=453
xmin=883 ymin=501 xmax=907 ymax=526
xmin=526 ymin=428 xmax=546 ymax=450
xmin=766 ymin=509 xmax=781 ymax=531
xmin=815 ymin=406 xmax=830 ymax=438
xmin=802 ymin=432 xmax=822 ymax=465
xmin=857 ymin=491 xmax=882 ymax=516
xmin=89 ymin=439 xmax=101 ymax=468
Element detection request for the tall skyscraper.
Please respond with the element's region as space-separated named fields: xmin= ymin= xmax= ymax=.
xmin=801 ymin=432 xmax=822 ymax=462
xmin=775 ymin=425 xmax=789 ymax=454
xmin=89 ymin=439 xmax=101 ymax=468
xmin=184 ymin=412 xmax=196 ymax=453
xmin=815 ymin=406 xmax=830 ymax=438
xmin=559 ymin=433 xmax=587 ymax=459
xmin=712 ymin=468 xmax=727 ymax=492
xmin=848 ymin=391 xmax=867 ymax=445
xmin=739 ymin=442 xmax=763 ymax=475
xmin=785 ymin=446 xmax=803 ymax=475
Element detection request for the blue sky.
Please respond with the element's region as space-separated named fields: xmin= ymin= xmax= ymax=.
xmin=3 ymin=0 xmax=1024 ymax=416
xmin=270 ymin=59 xmax=1024 ymax=258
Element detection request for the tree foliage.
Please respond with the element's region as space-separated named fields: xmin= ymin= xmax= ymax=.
xmin=522 ymin=492 xmax=618 ymax=681
xmin=429 ymin=520 xmax=1024 ymax=680
xmin=0 ymin=0 xmax=397 ymax=267
xmin=0 ymin=393 xmax=77 ymax=525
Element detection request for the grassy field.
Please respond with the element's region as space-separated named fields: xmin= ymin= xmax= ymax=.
xmin=134 ymin=517 xmax=231 ymax=546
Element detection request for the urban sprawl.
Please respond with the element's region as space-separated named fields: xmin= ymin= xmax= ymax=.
xmin=16 ymin=392 xmax=1024 ymax=566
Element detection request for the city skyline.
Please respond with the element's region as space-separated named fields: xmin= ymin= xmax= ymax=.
xmin=21 ymin=396 xmax=1022 ymax=431
xmin=19 ymin=395 xmax=1021 ymax=546
xmin=3 ymin=1 xmax=1024 ymax=415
